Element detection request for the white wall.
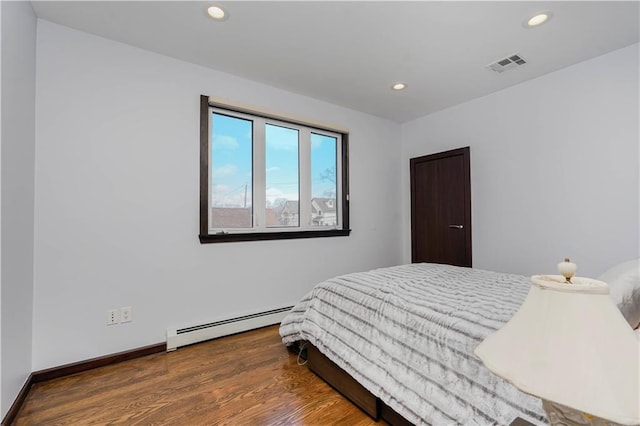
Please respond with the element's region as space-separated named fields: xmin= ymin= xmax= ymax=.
xmin=32 ymin=21 xmax=402 ymax=370
xmin=27 ymin=14 xmax=639 ymax=378
xmin=1 ymin=1 xmax=37 ymax=417
xmin=401 ymin=43 xmax=639 ymax=278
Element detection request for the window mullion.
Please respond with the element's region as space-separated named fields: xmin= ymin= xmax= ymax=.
xmin=299 ymin=128 xmax=312 ymax=229
xmin=335 ymin=137 xmax=343 ymax=229
xmin=253 ymin=118 xmax=267 ymax=230
xmin=207 ymin=108 xmax=214 ymax=233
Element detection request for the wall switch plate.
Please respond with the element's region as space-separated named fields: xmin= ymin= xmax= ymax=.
xmin=120 ymin=306 xmax=132 ymax=323
xmin=107 ymin=309 xmax=119 ymax=325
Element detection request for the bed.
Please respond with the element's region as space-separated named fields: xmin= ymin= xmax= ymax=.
xmin=279 ymin=263 xmax=549 ymax=425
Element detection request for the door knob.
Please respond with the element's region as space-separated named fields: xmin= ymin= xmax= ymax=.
xmin=449 ymin=224 xmax=463 ymax=229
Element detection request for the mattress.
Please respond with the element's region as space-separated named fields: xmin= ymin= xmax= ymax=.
xmin=279 ymin=263 xmax=547 ymax=425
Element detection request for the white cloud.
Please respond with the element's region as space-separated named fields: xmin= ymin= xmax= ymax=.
xmin=265 ymin=187 xmax=299 ymax=204
xmin=213 ymin=184 xmax=230 ymax=193
xmin=266 ymin=187 xmax=284 ymax=198
xmin=266 ymin=138 xmax=298 ymax=151
xmin=266 ymin=126 xmax=298 ymax=151
xmin=212 ymin=164 xmax=237 ymax=178
xmin=213 ymin=134 xmax=239 ymax=150
xmin=266 ymin=166 xmax=281 ymax=173
xmin=311 ymin=138 xmax=323 ymax=150
xmin=311 ymin=134 xmax=335 ymax=150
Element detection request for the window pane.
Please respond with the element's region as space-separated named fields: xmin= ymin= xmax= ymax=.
xmin=311 ymin=133 xmax=338 ymax=227
xmin=211 ymin=113 xmax=253 ymax=228
xmin=265 ymin=124 xmax=299 ymax=228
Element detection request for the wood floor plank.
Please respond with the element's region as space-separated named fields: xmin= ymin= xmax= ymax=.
xmin=13 ymin=325 xmax=381 ymax=425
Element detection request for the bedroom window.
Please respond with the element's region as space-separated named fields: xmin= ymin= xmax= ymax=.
xmin=199 ymin=95 xmax=350 ymax=243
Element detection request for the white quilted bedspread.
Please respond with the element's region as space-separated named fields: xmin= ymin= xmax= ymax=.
xmin=279 ymin=263 xmax=547 ymax=426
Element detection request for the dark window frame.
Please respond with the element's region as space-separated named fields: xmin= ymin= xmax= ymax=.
xmin=199 ymin=95 xmax=350 ymax=244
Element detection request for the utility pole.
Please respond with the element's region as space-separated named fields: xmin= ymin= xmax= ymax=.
xmin=243 ymin=184 xmax=247 ymax=208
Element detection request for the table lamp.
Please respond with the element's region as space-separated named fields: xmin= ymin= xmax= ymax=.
xmin=475 ymin=260 xmax=640 ymax=425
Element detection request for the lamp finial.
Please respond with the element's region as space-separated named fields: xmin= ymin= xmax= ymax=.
xmin=557 ymin=258 xmax=577 ymax=283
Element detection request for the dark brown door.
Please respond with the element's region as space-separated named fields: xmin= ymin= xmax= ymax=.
xmin=411 ymin=147 xmax=471 ymax=267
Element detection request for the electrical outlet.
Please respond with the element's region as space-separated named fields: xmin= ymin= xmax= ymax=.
xmin=107 ymin=309 xmax=119 ymax=325
xmin=120 ymin=306 xmax=132 ymax=323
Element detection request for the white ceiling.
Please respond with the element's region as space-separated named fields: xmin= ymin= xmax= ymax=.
xmin=31 ymin=1 xmax=639 ymax=123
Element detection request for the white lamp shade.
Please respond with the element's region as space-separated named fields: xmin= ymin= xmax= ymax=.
xmin=475 ymin=275 xmax=640 ymax=425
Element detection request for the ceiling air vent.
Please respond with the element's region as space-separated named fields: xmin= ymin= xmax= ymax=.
xmin=485 ymin=54 xmax=527 ymax=73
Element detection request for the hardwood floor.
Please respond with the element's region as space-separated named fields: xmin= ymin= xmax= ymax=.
xmin=14 ymin=325 xmax=380 ymax=425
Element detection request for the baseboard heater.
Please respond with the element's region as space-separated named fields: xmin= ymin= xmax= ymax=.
xmin=166 ymin=306 xmax=293 ymax=351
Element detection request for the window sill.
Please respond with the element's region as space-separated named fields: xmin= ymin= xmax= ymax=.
xmin=199 ymin=229 xmax=351 ymax=244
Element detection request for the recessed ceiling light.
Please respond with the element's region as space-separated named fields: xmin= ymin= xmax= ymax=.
xmin=524 ymin=11 xmax=552 ymax=28
xmin=207 ymin=5 xmax=228 ymax=21
xmin=392 ymin=83 xmax=407 ymax=91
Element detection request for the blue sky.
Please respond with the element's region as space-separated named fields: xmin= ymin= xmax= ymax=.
xmin=211 ymin=113 xmax=336 ymax=208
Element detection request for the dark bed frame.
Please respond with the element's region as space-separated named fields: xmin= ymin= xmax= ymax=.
xmin=299 ymin=342 xmax=414 ymax=425
xmin=296 ymin=342 xmax=531 ymax=426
